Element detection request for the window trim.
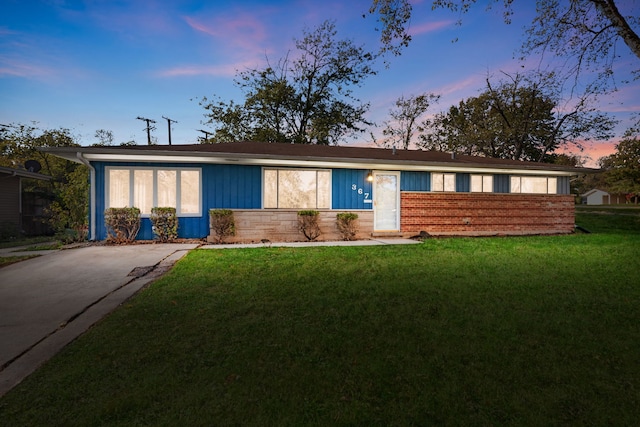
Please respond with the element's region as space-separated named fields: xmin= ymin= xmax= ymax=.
xmin=105 ymin=166 xmax=202 ymax=217
xmin=510 ymin=176 xmax=557 ymax=195
xmin=471 ymin=174 xmax=494 ymax=193
xmin=262 ymin=167 xmax=332 ymax=209
xmin=431 ymin=172 xmax=456 ymax=192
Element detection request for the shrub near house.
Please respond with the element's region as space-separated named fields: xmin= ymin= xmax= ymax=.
xmin=150 ymin=207 xmax=178 ymax=242
xmin=104 ymin=207 xmax=141 ymax=243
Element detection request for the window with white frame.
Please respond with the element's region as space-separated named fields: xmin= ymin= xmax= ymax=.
xmin=471 ymin=174 xmax=493 ymax=193
xmin=106 ymin=167 xmax=201 ymax=215
xmin=431 ymin=173 xmax=456 ymax=192
xmin=510 ymin=176 xmax=557 ymax=194
xmin=264 ymin=169 xmax=331 ymax=209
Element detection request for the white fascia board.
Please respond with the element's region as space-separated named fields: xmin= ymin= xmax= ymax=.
xmin=81 ymin=153 xmax=579 ymax=176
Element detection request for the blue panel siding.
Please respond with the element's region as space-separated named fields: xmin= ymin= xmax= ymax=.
xmin=401 ymin=171 xmax=430 ymax=191
xmin=494 ymin=175 xmax=510 ymax=193
xmin=332 ymin=169 xmax=373 ymax=210
xmin=557 ymin=176 xmax=570 ymax=194
xmin=205 ymin=164 xmax=262 ymax=209
xmin=456 ymin=173 xmax=470 ymax=192
xmin=93 ymin=162 xmax=107 ymax=240
xmin=92 ymin=161 xmax=262 ymax=240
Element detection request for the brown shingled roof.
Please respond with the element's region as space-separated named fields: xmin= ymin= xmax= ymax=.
xmin=42 ymin=141 xmax=594 ymax=173
xmin=110 ymin=141 xmax=589 ymax=172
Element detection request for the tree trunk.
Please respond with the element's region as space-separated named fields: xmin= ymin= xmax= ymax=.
xmin=592 ymin=0 xmax=640 ymax=60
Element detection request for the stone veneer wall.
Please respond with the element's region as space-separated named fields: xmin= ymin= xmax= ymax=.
xmin=208 ymin=210 xmax=374 ymax=243
xmin=401 ymin=192 xmax=575 ymax=236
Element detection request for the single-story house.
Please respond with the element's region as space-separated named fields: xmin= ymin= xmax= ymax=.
xmin=581 ymin=188 xmax=638 ymax=205
xmin=43 ymin=142 xmax=592 ymax=242
xmin=581 ymin=189 xmax=609 ymax=205
xmin=0 ymin=166 xmax=52 ymax=236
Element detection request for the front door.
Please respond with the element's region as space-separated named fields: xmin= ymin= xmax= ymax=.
xmin=373 ymin=171 xmax=400 ymax=231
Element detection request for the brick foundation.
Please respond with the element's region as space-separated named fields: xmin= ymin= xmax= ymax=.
xmin=400 ymin=192 xmax=575 ymax=236
xmin=208 ymin=210 xmax=374 ymax=243
xmin=208 ymin=194 xmax=575 ymax=242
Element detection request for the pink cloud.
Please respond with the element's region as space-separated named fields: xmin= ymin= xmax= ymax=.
xmin=0 ymin=57 xmax=55 ymax=79
xmin=158 ymin=63 xmax=240 ymax=78
xmin=408 ymin=20 xmax=454 ymax=37
xmin=559 ymin=139 xmax=619 ymax=167
xmin=184 ymin=14 xmax=269 ymax=54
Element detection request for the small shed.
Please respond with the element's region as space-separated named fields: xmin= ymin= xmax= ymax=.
xmin=581 ymin=189 xmax=637 ymax=205
xmin=581 ymin=189 xmax=609 ymax=205
xmin=0 ymin=166 xmax=52 ymax=236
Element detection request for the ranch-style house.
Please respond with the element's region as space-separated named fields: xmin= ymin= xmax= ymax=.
xmin=44 ymin=142 xmax=588 ymax=242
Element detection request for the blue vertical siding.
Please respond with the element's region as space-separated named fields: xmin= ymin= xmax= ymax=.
xmin=92 ymin=161 xmax=262 ymax=240
xmin=205 ymin=164 xmax=262 ymax=208
xmin=494 ymin=175 xmax=510 ymax=193
xmin=400 ymin=171 xmax=430 ymax=191
xmin=557 ymin=176 xmax=570 ymax=195
xmin=332 ymin=169 xmax=373 ymax=210
xmin=93 ymin=162 xmax=107 ymax=240
xmin=456 ymin=173 xmax=470 ymax=192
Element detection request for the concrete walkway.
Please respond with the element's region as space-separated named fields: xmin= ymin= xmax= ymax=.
xmin=199 ymin=237 xmax=421 ymax=249
xmin=0 ymin=243 xmax=198 ymax=397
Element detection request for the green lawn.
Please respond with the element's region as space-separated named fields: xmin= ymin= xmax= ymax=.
xmin=0 ymin=236 xmax=57 ymax=249
xmin=0 ymin=255 xmax=40 ymax=268
xmin=1 ymin=210 xmax=639 ymax=426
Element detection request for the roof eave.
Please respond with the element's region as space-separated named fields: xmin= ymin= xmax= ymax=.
xmin=40 ymin=146 xmax=596 ymax=176
xmin=0 ymin=166 xmax=53 ymax=181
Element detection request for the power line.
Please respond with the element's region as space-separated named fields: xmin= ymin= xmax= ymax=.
xmin=162 ymin=116 xmax=178 ymax=145
xmin=136 ymin=116 xmax=156 ymax=145
xmin=198 ymin=129 xmax=213 ymax=143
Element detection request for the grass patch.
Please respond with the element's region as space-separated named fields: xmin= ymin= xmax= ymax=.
xmin=576 ymin=205 xmax=640 ymax=234
xmin=0 ymin=236 xmax=56 ymax=249
xmin=0 ymin=255 xmax=40 ymax=268
xmin=1 ymin=216 xmax=639 ymax=425
xmin=14 ymin=242 xmax=62 ymax=251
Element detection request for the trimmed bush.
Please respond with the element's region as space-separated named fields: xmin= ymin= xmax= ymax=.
xmin=150 ymin=207 xmax=178 ymax=242
xmin=298 ymin=210 xmax=321 ymax=241
xmin=104 ymin=207 xmax=141 ymax=243
xmin=336 ymin=212 xmax=359 ymax=241
xmin=0 ymin=221 xmax=21 ymax=242
xmin=209 ymin=209 xmax=235 ymax=243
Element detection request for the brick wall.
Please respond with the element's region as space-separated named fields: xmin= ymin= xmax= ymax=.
xmin=209 ymin=210 xmax=374 ymax=243
xmin=208 ymin=193 xmax=575 ymax=243
xmin=401 ymin=192 xmax=575 ymax=236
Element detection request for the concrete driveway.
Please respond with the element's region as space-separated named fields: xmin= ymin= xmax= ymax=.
xmin=0 ymin=243 xmax=199 ymax=396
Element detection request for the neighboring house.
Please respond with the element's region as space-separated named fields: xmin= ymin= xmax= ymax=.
xmin=581 ymin=189 xmax=639 ymax=205
xmin=0 ymin=166 xmax=52 ymax=236
xmin=43 ymin=142 xmax=591 ymax=242
xmin=581 ymin=189 xmax=609 ymax=205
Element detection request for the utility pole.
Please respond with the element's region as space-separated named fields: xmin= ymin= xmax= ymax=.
xmin=136 ymin=116 xmax=156 ymax=145
xmin=198 ymin=129 xmax=213 ymax=143
xmin=162 ymin=116 xmax=177 ymax=145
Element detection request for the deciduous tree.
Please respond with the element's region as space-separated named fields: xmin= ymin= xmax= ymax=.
xmin=0 ymin=124 xmax=88 ymax=238
xmin=599 ymin=134 xmax=640 ymax=197
xmin=420 ymin=72 xmax=616 ymax=161
xmin=369 ymin=1 xmax=639 ymax=69
xmin=200 ymin=21 xmax=377 ymax=145
xmin=378 ymin=92 xmax=440 ymax=149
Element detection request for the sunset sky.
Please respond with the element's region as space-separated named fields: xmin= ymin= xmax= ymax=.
xmin=2 ymin=0 xmax=638 ymax=166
